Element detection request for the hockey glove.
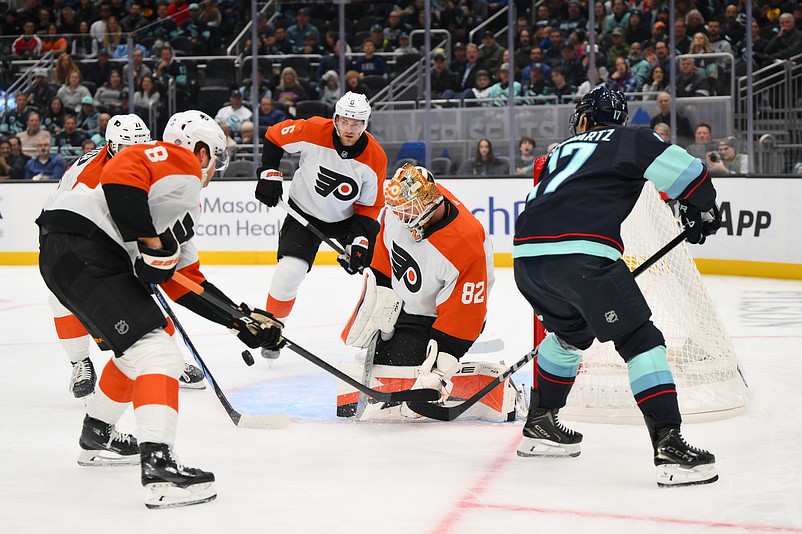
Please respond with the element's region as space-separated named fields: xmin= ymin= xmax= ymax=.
xmin=232 ymin=303 xmax=285 ymax=350
xmin=255 ymin=169 xmax=283 ymax=207
xmin=337 ymin=235 xmax=370 ymax=275
xmin=678 ymin=200 xmax=721 ymax=245
xmin=134 ymin=230 xmax=180 ymax=285
xmin=413 ymin=339 xmax=459 ymax=403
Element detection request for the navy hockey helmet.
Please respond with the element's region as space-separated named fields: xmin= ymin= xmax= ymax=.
xmin=569 ymin=86 xmax=629 ymax=136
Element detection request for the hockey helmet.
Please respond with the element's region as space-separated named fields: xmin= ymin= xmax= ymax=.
xmin=333 ymin=91 xmax=371 ymax=137
xmin=569 ymin=86 xmax=628 ymax=136
xmin=106 ymin=113 xmax=151 ymax=156
xmin=163 ymin=110 xmax=229 ymax=182
xmin=385 ymin=163 xmax=444 ymax=241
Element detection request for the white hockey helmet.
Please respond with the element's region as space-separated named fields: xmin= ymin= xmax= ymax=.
xmin=106 ymin=113 xmax=151 ymax=156
xmin=333 ymin=91 xmax=371 ymax=135
xmin=385 ymin=164 xmax=443 ymax=241
xmin=163 ymin=110 xmax=230 ymax=182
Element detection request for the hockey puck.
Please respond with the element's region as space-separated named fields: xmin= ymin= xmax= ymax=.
xmin=241 ymin=350 xmax=255 ymax=366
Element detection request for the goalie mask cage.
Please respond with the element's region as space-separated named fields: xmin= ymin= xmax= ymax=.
xmin=532 ymin=182 xmax=749 ymax=423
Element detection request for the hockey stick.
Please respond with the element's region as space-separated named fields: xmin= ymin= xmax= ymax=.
xmin=278 ymin=199 xmax=346 ymax=255
xmin=169 ymin=272 xmax=441 ymax=403
xmin=152 ymin=287 xmax=291 ymax=430
xmin=467 ymin=338 xmax=505 ymax=354
xmin=407 ymin=230 xmax=691 ymax=421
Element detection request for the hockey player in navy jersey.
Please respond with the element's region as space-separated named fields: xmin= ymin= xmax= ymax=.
xmin=513 ymin=86 xmax=722 ymax=487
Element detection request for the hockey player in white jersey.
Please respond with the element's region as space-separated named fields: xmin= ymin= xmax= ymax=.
xmin=37 ymin=110 xmax=284 ymax=509
xmin=45 ymin=114 xmax=205 ymax=398
xmin=254 ymin=92 xmax=388 ymax=359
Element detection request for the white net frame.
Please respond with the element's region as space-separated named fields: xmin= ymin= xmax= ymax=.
xmin=553 ymin=183 xmax=750 ymax=423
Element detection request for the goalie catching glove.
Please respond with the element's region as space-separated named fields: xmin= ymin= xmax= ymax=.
xmin=135 ymin=230 xmax=180 ymax=285
xmin=337 ymin=235 xmax=370 ymax=275
xmin=255 ymin=169 xmax=283 ymax=207
xmin=230 ymin=303 xmax=285 ymax=350
xmin=678 ymin=200 xmax=721 ymax=244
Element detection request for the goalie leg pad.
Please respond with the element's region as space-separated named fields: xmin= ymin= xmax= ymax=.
xmin=341 ymin=269 xmax=403 ymax=348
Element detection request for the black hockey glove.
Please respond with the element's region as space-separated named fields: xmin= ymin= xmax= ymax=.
xmin=255 ymin=169 xmax=283 ymax=207
xmin=678 ymin=200 xmax=721 ymax=245
xmin=337 ymin=235 xmax=370 ymax=275
xmin=134 ymin=230 xmax=180 ymax=285
xmin=232 ymin=303 xmax=286 ymax=350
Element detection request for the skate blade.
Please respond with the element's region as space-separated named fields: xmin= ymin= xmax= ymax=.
xmin=77 ymin=448 xmax=140 ymax=467
xmin=516 ymin=437 xmax=581 ymax=458
xmin=145 ymin=482 xmax=217 ymax=509
xmin=657 ymin=463 xmax=718 ymax=487
xmin=178 ymin=380 xmax=207 ymax=390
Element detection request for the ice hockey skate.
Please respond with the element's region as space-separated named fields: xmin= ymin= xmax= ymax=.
xmin=646 ymin=418 xmax=718 ymax=487
xmin=69 ymin=357 xmax=96 ymax=399
xmin=140 ymin=442 xmax=216 ymax=509
xmin=178 ymin=363 xmax=206 ymax=390
xmin=517 ymin=389 xmax=582 ymax=458
xmin=77 ymin=415 xmax=140 ymax=466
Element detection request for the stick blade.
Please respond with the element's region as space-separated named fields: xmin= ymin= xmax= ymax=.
xmin=404 ymin=401 xmax=453 ymax=421
xmin=389 ymin=388 xmax=441 ymax=402
xmin=236 ymin=414 xmax=291 ymax=429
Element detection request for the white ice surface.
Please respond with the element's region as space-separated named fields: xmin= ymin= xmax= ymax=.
xmin=1 ymin=265 xmax=801 ymax=533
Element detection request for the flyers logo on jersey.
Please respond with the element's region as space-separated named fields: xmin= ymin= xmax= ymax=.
xmin=390 ymin=243 xmax=422 ymax=293
xmin=315 ymin=166 xmax=359 ymax=201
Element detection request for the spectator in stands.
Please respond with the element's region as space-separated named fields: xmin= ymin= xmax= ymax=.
xmin=676 ymin=56 xmax=713 ymax=97
xmin=300 ymin=33 xmax=325 ymax=56
xmin=275 ymin=67 xmax=309 ymax=111
xmin=75 ymin=0 xmax=100 ymax=25
xmin=110 ymin=0 xmax=129 ymax=20
xmin=85 ymin=49 xmax=114 ymax=89
xmin=384 ymin=10 xmax=412 ymax=50
xmin=121 ymin=2 xmax=148 ymax=33
xmin=71 ymin=21 xmax=98 ymax=58
xmin=761 ymin=12 xmax=802 ymax=63
xmin=560 ymin=1 xmax=587 ymax=37
xmin=12 ymin=20 xmax=43 ymax=58
xmin=318 ymin=71 xmax=340 ymax=114
xmin=75 ymin=96 xmax=99 ymax=134
xmin=607 ymin=55 xmax=641 ymax=95
xmin=523 ymin=63 xmax=552 ymax=102
xmin=686 ymin=123 xmax=716 ymax=160
xmin=642 ymin=21 xmax=668 ymax=52
xmin=459 ymin=69 xmax=494 ymax=107
xmin=625 ymin=9 xmax=650 ymax=46
xmin=54 ymin=115 xmax=88 ymax=155
xmin=122 ymin=48 xmax=152 ymax=90
xmin=653 ymin=41 xmax=672 ymax=74
xmin=515 ymin=136 xmax=537 ymax=175
xmin=42 ymin=23 xmax=69 ymax=56
xmin=686 ymin=9 xmax=707 ymax=37
xmin=394 ymin=33 xmax=419 ymax=55
xmin=101 ymin=16 xmax=123 ymax=52
xmin=90 ymin=3 xmax=112 ymax=43
xmin=521 ymin=47 xmax=551 ymax=84
xmin=1 ymin=93 xmax=31 ymax=136
xmin=708 ymin=136 xmax=749 ymax=174
xmin=27 ymin=69 xmax=58 ymax=114
xmin=707 ymin=16 xmax=734 ymax=58
xmin=18 ymin=112 xmax=52 ymax=156
xmin=179 ymin=3 xmax=212 ymax=55
xmin=156 ymin=45 xmax=194 ymax=109
xmin=556 ymin=40 xmax=585 ymax=87
xmin=629 ymin=43 xmax=654 ymax=86
xmin=590 ymin=1 xmax=607 ymax=39
xmin=57 ymin=70 xmax=92 ymax=113
xmin=673 ymin=18 xmax=692 ymax=54
xmin=257 ymin=97 xmax=287 ymax=128
xmin=236 ymin=120 xmax=255 ymax=154
xmin=606 ymin=27 xmax=630 ymax=69
xmin=81 ymin=138 xmax=96 ymax=154
xmin=58 ymin=7 xmax=80 ymax=36
xmin=653 ymin=122 xmax=671 ymax=143
xmin=343 ymin=70 xmax=372 ymax=99
xmin=314 ymin=40 xmax=352 ymax=83
xmin=353 ymin=38 xmax=389 ymax=78
xmin=487 ymin=63 xmax=521 ymax=105
xmin=215 ymin=90 xmax=253 ymax=136
xmin=430 ymin=49 xmax=459 ymax=100
xmin=239 ymin=67 xmax=273 ymax=106
xmin=450 ymin=41 xmax=467 ymax=74
xmin=479 ymin=30 xmax=505 ymax=73
xmin=641 ymin=64 xmax=668 ymax=99
xmin=217 ymin=0 xmax=241 ymax=37
xmin=287 ymin=7 xmax=320 ymax=53
xmin=91 ymin=113 xmax=111 ymax=146
xmin=134 ymin=75 xmax=161 ymax=119
xmin=462 ymin=138 xmax=507 ymax=176
xmin=459 ymin=43 xmax=489 ymax=91
xmin=265 ymin=24 xmax=293 ymax=55
xmin=543 ymin=28 xmax=565 ymax=68
xmin=167 ymin=0 xmax=191 ymax=28
xmin=650 ymin=92 xmax=694 ymax=146
xmin=94 ymin=70 xmax=127 ymax=115
xmin=604 ymin=0 xmax=630 ymax=35
xmin=2 ymin=137 xmax=30 ymax=180
xmin=42 ymin=96 xmax=66 ymax=136
xmin=367 ymin=23 xmax=389 ymax=52
xmin=24 ymin=137 xmax=65 ymax=181
xmin=513 ymin=30 xmax=533 ymax=77
xmin=148 ymin=2 xmax=178 ymax=40
xmin=550 ymin=67 xmax=577 ymax=102
xmin=52 ymin=53 xmax=81 ymax=86
xmin=722 ymin=6 xmax=747 ymax=47
xmin=0 ymin=140 xmax=12 ymax=181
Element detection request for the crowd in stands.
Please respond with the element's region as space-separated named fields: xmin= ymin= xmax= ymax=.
xmin=2 ymin=1 xmax=801 ymax=178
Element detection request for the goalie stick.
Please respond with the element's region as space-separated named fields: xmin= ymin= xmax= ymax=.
xmin=278 ymin=199 xmax=346 ymax=255
xmin=407 ymin=229 xmax=691 ymax=421
xmin=169 ymin=272 xmax=441 ymax=403
xmin=152 ymin=286 xmax=290 ymax=429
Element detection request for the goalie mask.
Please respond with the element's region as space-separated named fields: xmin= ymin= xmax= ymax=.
xmin=385 ymin=164 xmax=444 ymax=242
xmin=106 ymin=114 xmax=151 ymax=156
xmin=569 ymin=86 xmax=628 ymax=136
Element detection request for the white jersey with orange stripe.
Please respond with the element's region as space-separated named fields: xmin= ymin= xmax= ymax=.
xmin=370 ymin=185 xmax=495 ymax=346
xmin=41 ymin=141 xmax=202 ymax=270
xmin=266 ymin=116 xmax=387 ymax=223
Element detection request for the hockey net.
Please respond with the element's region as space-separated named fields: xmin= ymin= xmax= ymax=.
xmin=535 ymin=183 xmax=749 ymax=423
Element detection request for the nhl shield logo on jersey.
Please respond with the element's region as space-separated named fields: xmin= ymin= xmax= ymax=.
xmin=604 ymin=310 xmax=618 ymax=323
xmin=114 ymin=320 xmax=130 ymax=334
xmin=315 ymin=166 xmax=359 ymax=201
xmin=390 ymin=243 xmax=422 ymax=292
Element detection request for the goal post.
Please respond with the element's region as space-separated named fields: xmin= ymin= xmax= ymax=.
xmin=532 ymin=182 xmax=749 ymax=423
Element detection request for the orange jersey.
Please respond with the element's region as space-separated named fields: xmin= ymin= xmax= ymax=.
xmin=370 ymin=186 xmax=495 ymax=344
xmin=266 ymin=116 xmax=387 ymax=223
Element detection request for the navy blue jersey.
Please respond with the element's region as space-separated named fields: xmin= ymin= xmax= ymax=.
xmin=513 ymin=125 xmax=715 ymax=260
